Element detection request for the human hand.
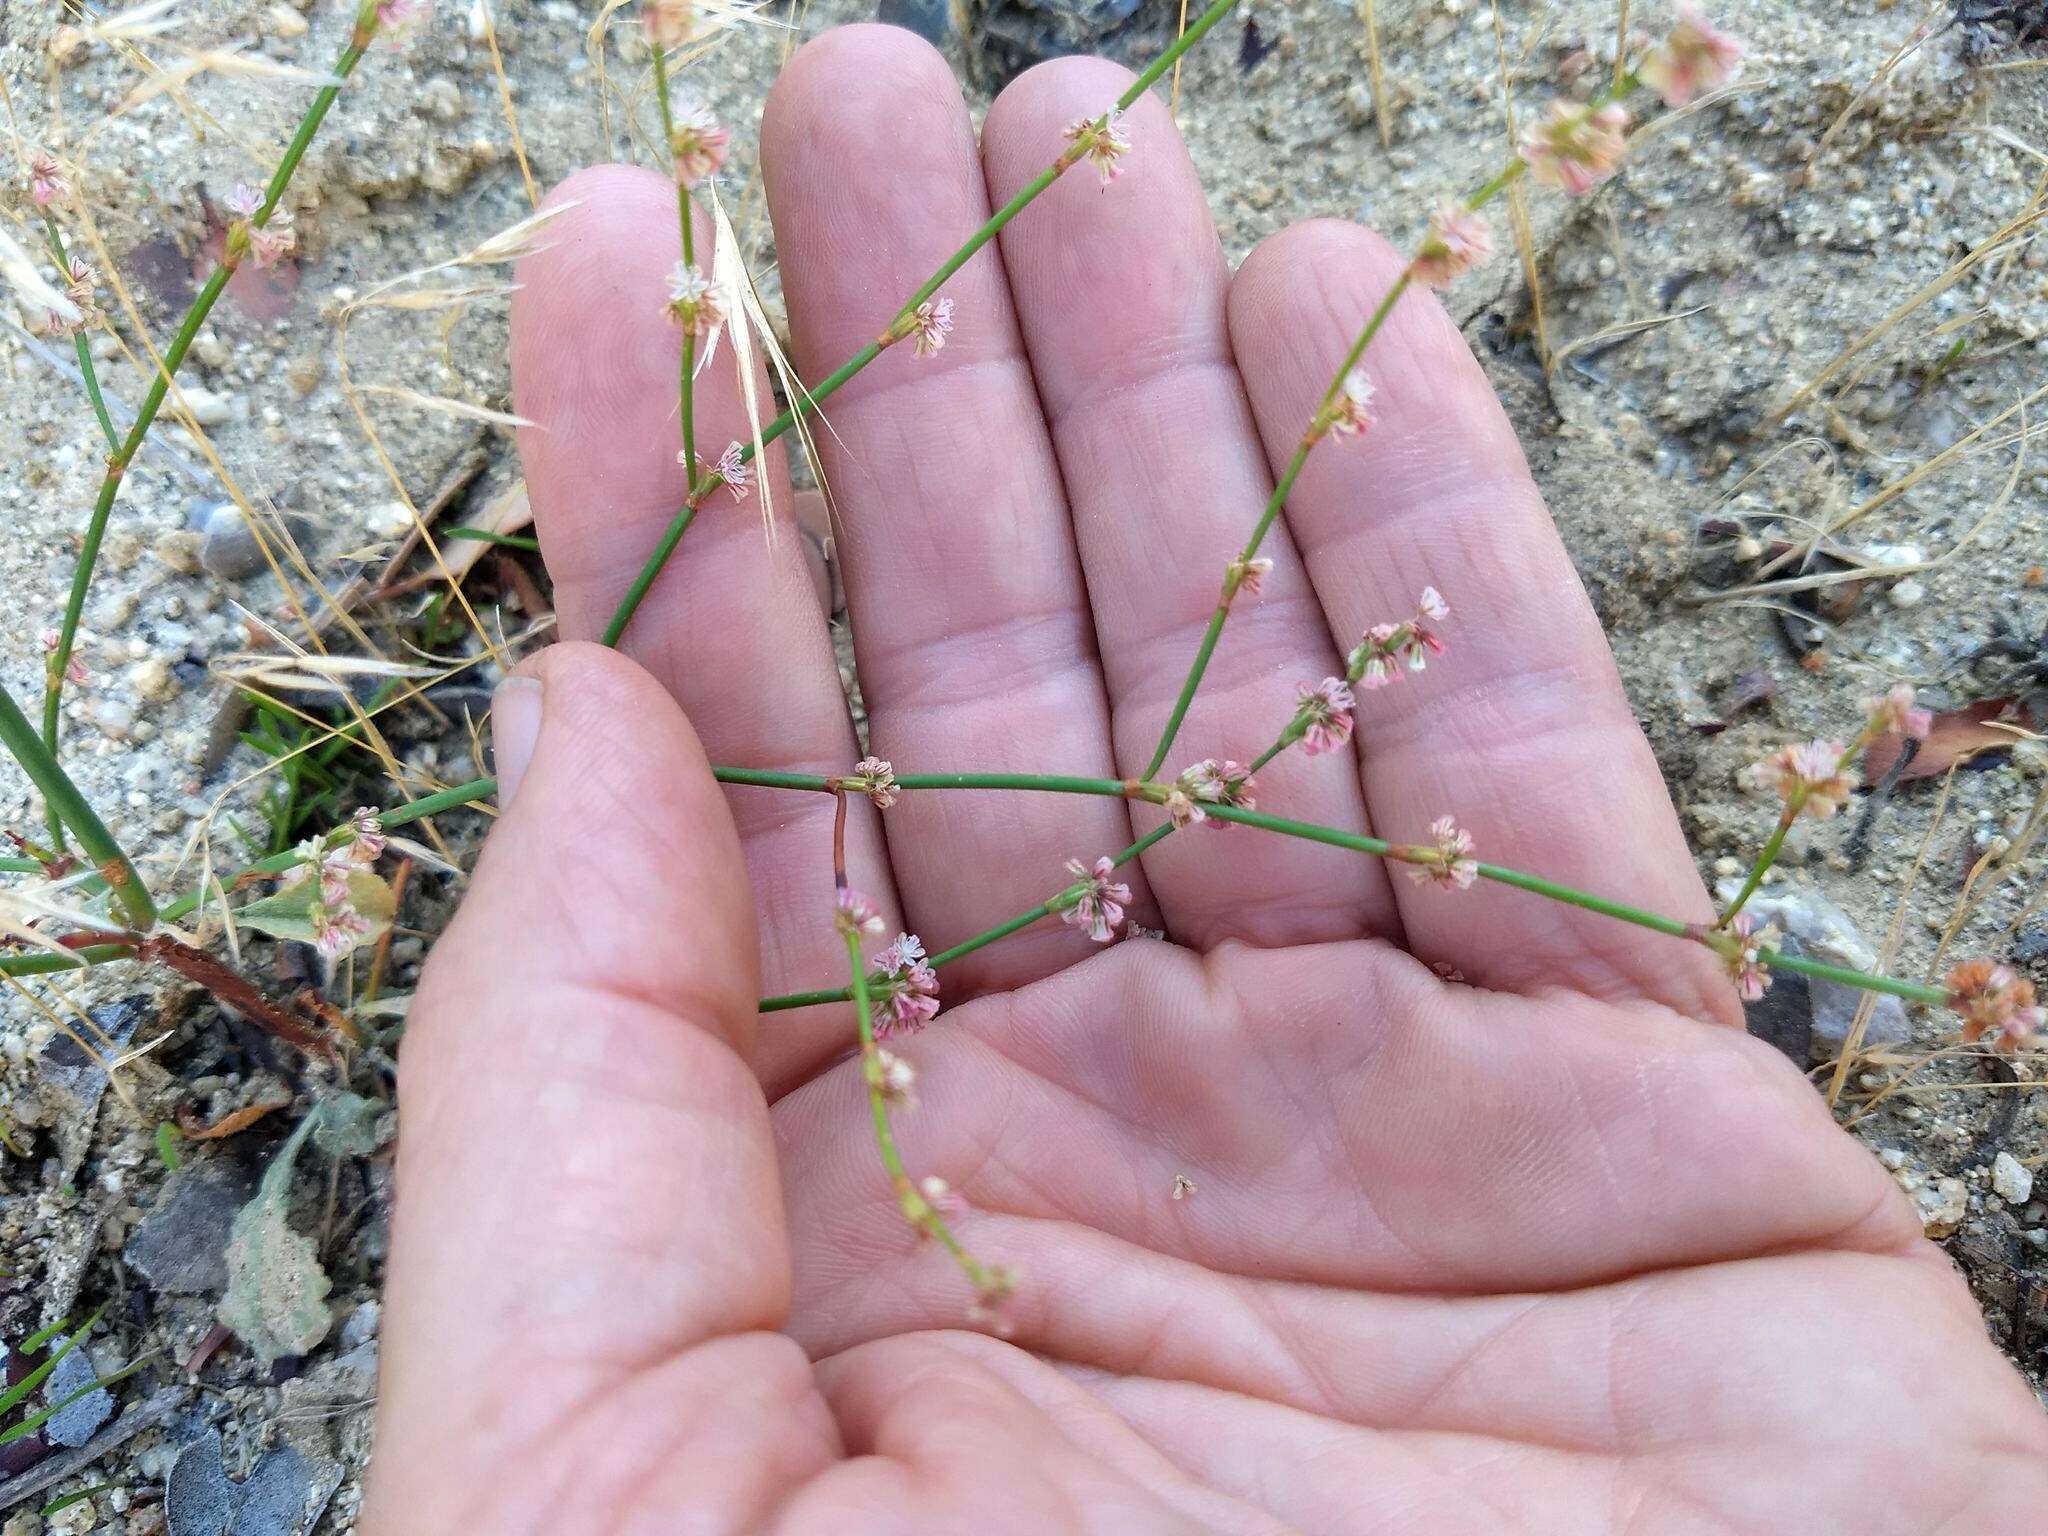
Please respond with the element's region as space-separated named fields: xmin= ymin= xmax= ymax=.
xmin=360 ymin=28 xmax=2047 ymax=1533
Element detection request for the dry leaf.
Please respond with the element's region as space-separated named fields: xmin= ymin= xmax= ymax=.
xmin=1864 ymin=698 xmax=2040 ymax=784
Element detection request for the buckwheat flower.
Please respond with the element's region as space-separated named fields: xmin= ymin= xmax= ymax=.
xmin=642 ymin=0 xmax=693 ymax=48
xmin=1417 ymin=586 xmax=1449 ymax=622
xmin=1178 ymin=758 xmax=1257 ymax=821
xmin=1063 ymin=107 xmax=1132 ymax=185
xmin=1722 ymin=913 xmax=1776 ymax=1001
xmin=1411 ymin=198 xmax=1493 ymax=288
xmin=225 ymin=182 xmax=263 ymax=220
xmin=1294 ymin=677 xmax=1356 ymax=757
xmin=1947 ymin=960 xmax=2044 ymax=1052
xmin=713 ymin=441 xmax=752 ymax=499
xmin=1639 ymin=4 xmax=1744 ymax=108
xmin=835 ymin=885 xmax=884 ymax=938
xmin=1061 ymin=855 xmax=1131 ymax=944
xmin=669 ymin=103 xmax=729 ymax=186
xmin=1228 ymin=556 xmax=1273 ymax=600
xmin=1865 ymin=682 xmax=1933 ymax=742
xmin=375 ymin=0 xmax=428 ymax=32
xmin=60 ymin=255 xmax=99 ymax=325
xmin=247 ymin=206 xmax=294 ymax=268
xmin=1163 ymin=787 xmax=1201 ymax=828
xmin=665 ymin=262 xmax=723 ymax=339
xmin=1310 ymin=369 xmax=1375 ymax=443
xmin=38 ymin=629 xmax=89 ymax=687
xmin=30 ymin=152 xmax=68 ymax=207
xmin=1407 ymin=814 xmax=1478 ymax=889
xmin=851 ymin=755 xmax=898 ymax=809
xmin=1521 ymin=99 xmax=1631 ymax=196
xmin=906 ymin=297 xmax=954 ymax=358
xmin=311 ymin=898 xmax=375 ymax=960
xmin=1747 ymin=739 xmax=1854 ymax=820
xmin=347 ymin=808 xmax=386 ymax=863
xmin=1353 ymin=622 xmax=1404 ymax=689
xmin=874 ymin=932 xmax=940 ymax=1038
xmin=874 ymin=1046 xmax=917 ymax=1107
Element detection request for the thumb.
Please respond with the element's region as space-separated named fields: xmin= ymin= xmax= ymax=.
xmin=366 ymin=642 xmax=800 ymax=1528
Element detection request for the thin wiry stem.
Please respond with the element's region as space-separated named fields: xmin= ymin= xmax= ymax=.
xmin=36 ymin=15 xmax=384 ymax=847
xmin=600 ymin=0 xmax=1246 ymax=646
xmin=39 ymin=214 xmax=117 ymax=451
xmin=649 ymin=42 xmax=699 ymax=494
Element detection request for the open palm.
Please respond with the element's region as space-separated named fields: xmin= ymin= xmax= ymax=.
xmin=361 ymin=28 xmax=2046 ymax=1534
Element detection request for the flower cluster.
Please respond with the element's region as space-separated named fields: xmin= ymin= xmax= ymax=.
xmin=844 ymin=755 xmax=898 ymax=809
xmin=1865 ymin=682 xmax=1933 ymax=741
xmin=1521 ymin=99 xmax=1630 ymax=196
xmin=30 ymin=151 xmax=68 ymax=208
xmin=1163 ymin=758 xmax=1256 ymax=829
xmin=1745 ymin=739 xmax=1853 ymax=821
xmin=1291 ymin=677 xmax=1356 ymax=757
xmin=712 ymin=441 xmax=752 ymax=499
xmin=1347 ymin=587 xmax=1449 ymax=689
xmin=225 ymin=183 xmax=294 ymax=268
xmin=642 ymin=0 xmax=693 ymax=48
xmin=873 ymin=932 xmax=940 ymax=1037
xmin=1060 ymin=855 xmax=1131 ymax=943
xmin=1411 ymin=198 xmax=1493 ymax=289
xmin=280 ymin=810 xmax=385 ymax=959
xmin=1307 ymin=369 xmax=1374 ymax=444
xmin=669 ymin=103 xmax=729 ymax=187
xmin=39 ymin=629 xmax=88 ymax=687
xmin=1720 ymin=913 xmax=1777 ymax=1001
xmin=1063 ymin=108 xmax=1132 ymax=185
xmin=664 ymin=262 xmax=724 ymax=341
xmin=1226 ymin=556 xmax=1273 ymax=602
xmin=1640 ymin=4 xmax=1744 ymax=108
xmin=835 ymin=885 xmax=884 ymax=938
xmin=1947 ymin=960 xmax=2043 ymax=1053
xmin=873 ymin=1046 xmax=917 ymax=1107
xmin=905 ymin=297 xmax=953 ymax=358
xmin=1406 ymin=815 xmax=1478 ymax=890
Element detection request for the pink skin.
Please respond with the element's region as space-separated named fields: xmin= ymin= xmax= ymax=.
xmin=362 ymin=29 xmax=2048 ymax=1536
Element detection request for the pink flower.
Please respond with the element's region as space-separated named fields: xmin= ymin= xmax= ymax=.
xmin=874 ymin=1046 xmax=917 ymax=1107
xmin=1411 ymin=198 xmax=1493 ymax=288
xmin=665 ymin=263 xmax=723 ymax=339
xmin=1866 ymin=682 xmax=1932 ymax=742
xmin=1746 ymin=739 xmax=1854 ymax=820
xmin=851 ymin=755 xmax=897 ymax=809
xmin=1947 ymin=960 xmax=2043 ymax=1053
xmin=311 ymin=899 xmax=375 ymax=959
xmin=835 ymin=885 xmax=884 ymax=938
xmin=1063 ymin=108 xmax=1132 ymax=185
xmin=642 ymin=0 xmax=692 ymax=48
xmin=1521 ymin=99 xmax=1631 ymax=195
xmin=1417 ymin=585 xmax=1449 ymax=622
xmin=248 ymin=209 xmax=295 ymax=268
xmin=376 ymin=0 xmax=428 ymax=30
xmin=1174 ymin=758 xmax=1256 ymax=829
xmin=874 ymin=932 xmax=940 ymax=1038
xmin=226 ymin=183 xmax=263 ymax=219
xmin=1310 ymin=369 xmax=1375 ymax=443
xmin=1639 ymin=5 xmax=1744 ymax=108
xmin=1407 ymin=815 xmax=1478 ymax=889
xmin=39 ymin=629 xmax=88 ymax=687
xmin=1229 ymin=556 xmax=1273 ymax=600
xmin=1294 ymin=677 xmax=1356 ymax=756
xmin=669 ymin=104 xmax=729 ymax=186
xmin=713 ymin=441 xmax=752 ymax=498
xmin=1349 ymin=589 xmax=1450 ymax=688
xmin=1722 ymin=914 xmax=1776 ymax=1001
xmin=1061 ymin=855 xmax=1131 ymax=943
xmin=30 ymin=152 xmax=68 ymax=207
xmin=909 ymin=297 xmax=954 ymax=358
xmin=348 ymin=808 xmax=386 ymax=863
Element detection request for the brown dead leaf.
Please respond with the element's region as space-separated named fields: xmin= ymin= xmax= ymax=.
xmin=182 ymin=1099 xmax=287 ymax=1140
xmin=1864 ymin=698 xmax=2040 ymax=785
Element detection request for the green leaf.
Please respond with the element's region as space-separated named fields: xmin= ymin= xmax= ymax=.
xmin=232 ymin=869 xmax=396 ymax=952
xmin=0 ymin=1302 xmax=104 ymax=1418
xmin=155 ymin=1122 xmax=183 ymax=1171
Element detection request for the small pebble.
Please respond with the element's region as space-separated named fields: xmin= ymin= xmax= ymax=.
xmin=1887 ymin=578 xmax=1925 ymax=609
xmin=1991 ymin=1152 xmax=2034 ymax=1206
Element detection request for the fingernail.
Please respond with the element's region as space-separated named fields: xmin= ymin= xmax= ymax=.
xmin=491 ymin=676 xmax=544 ymax=804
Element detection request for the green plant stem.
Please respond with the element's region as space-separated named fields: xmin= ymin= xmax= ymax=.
xmin=443 ymin=527 xmax=541 ymax=552
xmin=649 ymin=42 xmax=699 ymax=494
xmin=0 ymin=679 xmax=153 ymax=930
xmin=713 ymin=766 xmax=1136 ymax=798
xmin=1141 ymin=272 xmax=1412 ymax=779
xmin=41 ymin=214 xmax=117 ymax=451
xmin=600 ymin=0 xmax=1245 ymax=646
xmin=1718 ymin=809 xmax=1793 ymax=929
xmin=36 ymin=29 xmax=377 ymax=847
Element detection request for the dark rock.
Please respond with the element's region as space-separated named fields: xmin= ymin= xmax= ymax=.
xmin=968 ymin=0 xmax=1151 ymax=89
xmin=877 ymin=0 xmax=954 ymax=47
xmin=189 ymin=498 xmax=265 ymax=582
xmin=1743 ymin=967 xmax=1813 ymax=1064
xmin=123 ymin=1151 xmax=261 ymax=1296
xmin=2010 ymin=926 xmax=2048 ymax=966
xmin=39 ymin=995 xmax=147 ymax=1115
xmin=166 ymin=1429 xmax=328 ymax=1536
xmin=41 ymin=1340 xmax=114 ymax=1447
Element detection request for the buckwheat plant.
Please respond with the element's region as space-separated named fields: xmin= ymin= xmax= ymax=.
xmin=2 ymin=0 xmax=2041 ymax=1333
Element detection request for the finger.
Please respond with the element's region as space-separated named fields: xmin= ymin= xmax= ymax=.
xmin=367 ymin=644 xmax=831 ymax=1532
xmin=981 ymin=60 xmax=1400 ymax=949
xmin=1227 ymin=220 xmax=1729 ymax=1019
xmin=761 ymin=26 xmax=1151 ymax=993
xmin=511 ymin=166 xmax=896 ymax=1086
